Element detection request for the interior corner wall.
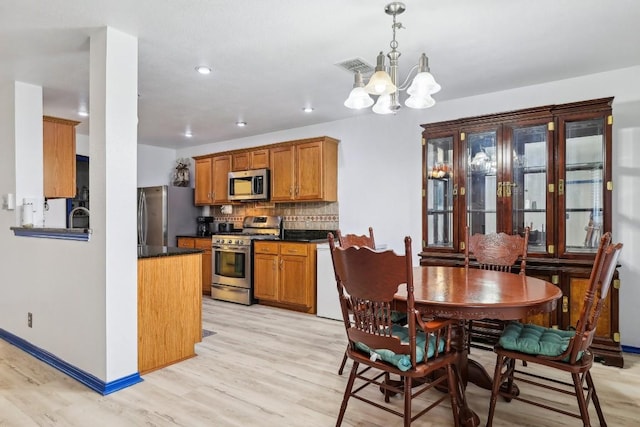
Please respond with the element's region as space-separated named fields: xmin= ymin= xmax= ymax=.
xmin=174 ymin=66 xmax=640 ymax=348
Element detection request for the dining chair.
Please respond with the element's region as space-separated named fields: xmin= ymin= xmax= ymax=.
xmin=336 ymin=226 xmax=375 ymax=249
xmin=329 ymin=233 xmax=461 ymax=427
xmin=464 ymin=226 xmax=530 ymax=351
xmin=486 ymin=232 xmax=622 ymax=427
xmin=335 ymin=227 xmax=376 ymax=375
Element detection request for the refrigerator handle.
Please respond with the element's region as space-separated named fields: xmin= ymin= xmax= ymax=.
xmin=137 ymin=191 xmax=143 ymax=244
xmin=141 ymin=191 xmax=148 ymax=245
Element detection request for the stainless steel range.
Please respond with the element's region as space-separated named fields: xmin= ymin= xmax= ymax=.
xmin=211 ymin=215 xmax=282 ymax=305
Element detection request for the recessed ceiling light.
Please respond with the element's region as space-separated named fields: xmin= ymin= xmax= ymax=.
xmin=78 ymin=110 xmax=89 ymax=117
xmin=195 ymin=65 xmax=212 ymax=75
xmin=185 ymin=130 xmax=193 ymax=138
xmin=236 ymin=121 xmax=247 ymax=127
xmin=303 ymin=107 xmax=314 ymax=113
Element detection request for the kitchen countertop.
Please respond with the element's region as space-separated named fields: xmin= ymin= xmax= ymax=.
xmin=177 ymin=230 xmax=335 ymax=243
xmin=282 ymin=229 xmax=334 ymax=242
xmin=138 ymin=245 xmax=203 ymax=259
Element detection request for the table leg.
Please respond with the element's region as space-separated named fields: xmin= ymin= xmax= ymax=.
xmin=451 ymin=321 xmax=481 ymax=427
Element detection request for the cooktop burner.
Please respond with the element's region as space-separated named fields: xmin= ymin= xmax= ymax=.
xmin=213 ymin=215 xmax=282 ymax=244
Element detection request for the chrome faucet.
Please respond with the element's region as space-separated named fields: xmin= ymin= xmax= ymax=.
xmin=69 ymin=206 xmax=90 ymax=228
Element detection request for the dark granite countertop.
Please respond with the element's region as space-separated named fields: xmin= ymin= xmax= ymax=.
xmin=281 ymin=229 xmax=335 ymax=243
xmin=176 ymin=234 xmax=213 ymax=239
xmin=138 ymin=245 xmax=203 ymax=259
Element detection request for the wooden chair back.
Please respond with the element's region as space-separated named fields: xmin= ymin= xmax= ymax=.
xmin=329 ymin=233 xmax=460 ymax=426
xmin=328 ymin=234 xmax=421 ymax=366
xmin=465 ymin=226 xmax=530 ymax=275
xmin=566 ymin=232 xmax=622 ymax=363
xmin=336 ymin=227 xmax=375 ymax=249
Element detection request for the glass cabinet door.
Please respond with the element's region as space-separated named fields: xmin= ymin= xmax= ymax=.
xmin=560 ymin=117 xmax=607 ymax=254
xmin=506 ymin=123 xmax=551 ymax=254
xmin=424 ymin=136 xmax=454 ymax=248
xmin=465 ymin=130 xmax=498 ymax=235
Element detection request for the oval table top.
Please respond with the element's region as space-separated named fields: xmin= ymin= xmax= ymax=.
xmin=394 ymin=266 xmax=562 ymax=321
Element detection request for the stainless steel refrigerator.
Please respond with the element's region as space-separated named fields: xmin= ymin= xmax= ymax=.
xmin=137 ymin=185 xmax=198 ymax=246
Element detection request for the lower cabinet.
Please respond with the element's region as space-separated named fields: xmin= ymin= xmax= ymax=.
xmin=177 ymin=237 xmax=212 ymax=295
xmin=253 ymin=241 xmax=317 ymax=313
xmin=138 ymin=253 xmax=201 ymax=374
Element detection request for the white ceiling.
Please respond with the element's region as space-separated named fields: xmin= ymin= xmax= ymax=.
xmin=2 ymin=0 xmax=640 ymax=150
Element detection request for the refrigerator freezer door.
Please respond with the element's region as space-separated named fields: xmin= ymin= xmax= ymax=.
xmin=141 ymin=186 xmax=167 ymax=246
xmin=137 ymin=185 xmax=198 ymax=247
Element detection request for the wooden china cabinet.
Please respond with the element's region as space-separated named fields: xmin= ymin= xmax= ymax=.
xmin=419 ymin=97 xmax=623 ymax=367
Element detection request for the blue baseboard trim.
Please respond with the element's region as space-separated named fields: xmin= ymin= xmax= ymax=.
xmin=0 ymin=329 xmax=142 ymax=395
xmin=622 ymin=345 xmax=640 ymax=354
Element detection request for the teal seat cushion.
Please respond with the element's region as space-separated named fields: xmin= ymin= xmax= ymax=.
xmin=499 ymin=322 xmax=582 ymax=361
xmin=355 ymin=324 xmax=445 ymax=371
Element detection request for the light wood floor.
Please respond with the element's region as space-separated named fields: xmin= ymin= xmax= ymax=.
xmin=1 ymin=298 xmax=639 ymax=426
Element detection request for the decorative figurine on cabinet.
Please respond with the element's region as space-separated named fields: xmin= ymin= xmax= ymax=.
xmin=173 ymin=158 xmax=190 ymax=187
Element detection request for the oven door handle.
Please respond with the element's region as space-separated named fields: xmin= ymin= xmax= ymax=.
xmin=213 ymin=245 xmax=250 ymax=253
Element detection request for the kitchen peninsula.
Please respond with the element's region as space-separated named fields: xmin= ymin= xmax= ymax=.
xmin=137 ymin=245 xmax=202 ymax=374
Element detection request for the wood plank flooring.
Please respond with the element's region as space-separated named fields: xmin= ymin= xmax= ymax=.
xmin=1 ymin=298 xmax=639 ymax=426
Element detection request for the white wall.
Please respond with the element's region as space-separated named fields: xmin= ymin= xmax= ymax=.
xmin=176 ymin=66 xmax=640 ymax=348
xmin=137 ymin=144 xmax=178 ymax=187
xmin=0 ymin=27 xmax=139 ymax=385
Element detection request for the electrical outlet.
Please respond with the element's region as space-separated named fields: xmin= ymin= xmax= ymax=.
xmin=28 ymin=312 xmax=32 ymax=328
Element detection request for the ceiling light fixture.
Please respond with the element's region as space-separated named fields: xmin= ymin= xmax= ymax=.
xmin=195 ymin=65 xmax=212 ymax=75
xmin=303 ymin=107 xmax=314 ymax=113
xmin=344 ymin=2 xmax=440 ymax=114
xmin=236 ymin=121 xmax=247 ymax=127
xmin=184 ymin=130 xmax=193 ymax=138
xmin=77 ymin=110 xmax=89 ymax=117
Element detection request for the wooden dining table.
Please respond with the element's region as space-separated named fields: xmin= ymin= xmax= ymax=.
xmin=394 ymin=265 xmax=562 ymax=427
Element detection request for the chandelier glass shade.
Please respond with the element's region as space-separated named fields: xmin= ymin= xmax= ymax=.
xmin=344 ymin=2 xmax=440 ymax=114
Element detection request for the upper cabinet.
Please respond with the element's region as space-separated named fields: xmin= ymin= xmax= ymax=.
xmin=232 ymin=148 xmax=270 ymax=171
xmin=43 ymin=116 xmax=80 ymax=199
xmin=194 ymin=154 xmax=231 ymax=205
xmin=194 ymin=157 xmax=213 ymax=205
xmin=270 ymin=137 xmax=338 ymax=202
xmin=195 ymin=136 xmax=338 ymax=206
xmin=421 ymin=98 xmax=613 ymax=259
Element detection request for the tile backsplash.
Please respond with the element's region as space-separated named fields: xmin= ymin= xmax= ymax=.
xmin=210 ymin=201 xmax=338 ymax=230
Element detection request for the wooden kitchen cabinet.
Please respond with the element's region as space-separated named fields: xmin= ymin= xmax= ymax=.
xmin=233 ymin=148 xmax=270 ymax=171
xmin=253 ymin=241 xmax=317 ymax=313
xmin=177 ymin=237 xmax=212 ymax=295
xmin=419 ymin=97 xmax=623 ymax=366
xmin=270 ymin=136 xmax=338 ymax=202
xmin=194 ymin=154 xmax=231 ymax=205
xmin=250 ymin=148 xmax=270 ymax=169
xmin=43 ymin=116 xmax=80 ymax=199
xmin=194 ymin=157 xmax=213 ymax=205
xmin=138 ymin=252 xmax=201 ymax=374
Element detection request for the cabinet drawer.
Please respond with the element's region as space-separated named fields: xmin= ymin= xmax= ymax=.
xmin=280 ymin=243 xmax=308 ymax=256
xmin=254 ymin=241 xmax=279 ymax=254
xmin=177 ymin=238 xmax=195 ymax=248
xmin=194 ymin=238 xmax=212 ymax=249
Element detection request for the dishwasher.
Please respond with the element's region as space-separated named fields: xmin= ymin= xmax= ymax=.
xmin=316 ymin=242 xmax=386 ymax=321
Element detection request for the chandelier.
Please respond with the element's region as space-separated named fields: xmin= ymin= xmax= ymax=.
xmin=343 ymin=2 xmax=441 ymax=114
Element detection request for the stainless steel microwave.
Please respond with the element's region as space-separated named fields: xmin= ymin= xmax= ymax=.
xmin=228 ymin=168 xmax=270 ymax=201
